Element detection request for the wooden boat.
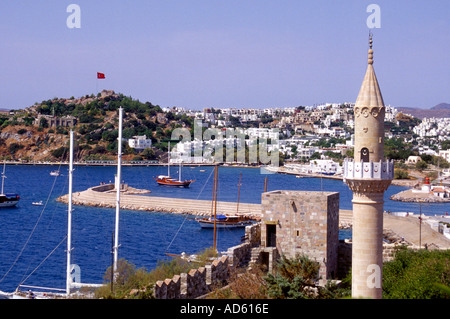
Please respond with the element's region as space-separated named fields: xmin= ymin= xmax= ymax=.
xmin=155 ymin=175 xmax=194 ymax=187
xmin=154 ymin=142 xmax=194 ymax=187
xmin=196 ymin=169 xmax=253 ymax=229
xmin=197 ymin=214 xmax=253 ymax=229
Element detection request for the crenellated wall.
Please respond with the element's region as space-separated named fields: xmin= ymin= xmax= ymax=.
xmin=154 ymin=223 xmax=260 ymax=299
xmin=154 ymin=255 xmax=229 ymax=299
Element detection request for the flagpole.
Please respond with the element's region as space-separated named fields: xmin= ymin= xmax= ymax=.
xmin=96 ymin=72 xmax=105 ymax=95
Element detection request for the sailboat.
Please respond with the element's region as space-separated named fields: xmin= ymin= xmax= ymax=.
xmin=0 ymin=162 xmax=20 ymax=207
xmin=4 ymin=130 xmax=102 ymax=299
xmin=196 ymin=168 xmax=253 ymax=229
xmin=2 ymin=109 xmax=127 ymax=299
xmin=154 ymin=141 xmax=195 ymax=187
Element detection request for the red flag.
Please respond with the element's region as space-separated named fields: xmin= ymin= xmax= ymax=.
xmin=97 ymin=72 xmax=105 ymax=79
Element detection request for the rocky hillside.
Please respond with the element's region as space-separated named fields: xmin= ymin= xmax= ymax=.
xmin=0 ymin=90 xmax=192 ymax=162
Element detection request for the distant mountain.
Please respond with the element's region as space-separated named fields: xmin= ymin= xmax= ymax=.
xmin=432 ymin=103 xmax=450 ymax=110
xmin=397 ymin=103 xmax=450 ymax=119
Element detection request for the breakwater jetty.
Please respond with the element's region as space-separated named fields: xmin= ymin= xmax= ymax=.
xmin=57 ymin=183 xmax=354 ymax=225
xmin=390 ymin=188 xmax=450 ymax=203
xmin=56 ymin=185 xmax=450 ymax=248
xmin=57 ymin=184 xmax=263 ymax=218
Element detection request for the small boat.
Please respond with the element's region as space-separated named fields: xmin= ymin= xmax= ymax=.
xmin=50 ymin=170 xmax=60 ymax=176
xmin=197 ymin=214 xmax=253 ymax=229
xmin=32 ymin=201 xmax=44 ymax=206
xmin=0 ymin=163 xmax=19 ymax=208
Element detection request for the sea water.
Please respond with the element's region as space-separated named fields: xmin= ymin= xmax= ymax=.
xmin=0 ymin=164 xmax=448 ymax=293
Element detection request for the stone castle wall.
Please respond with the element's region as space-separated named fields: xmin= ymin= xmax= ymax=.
xmin=261 ymin=190 xmax=340 ymax=282
xmin=154 ymin=255 xmax=229 ymax=299
xmin=154 ymin=223 xmax=260 ymax=299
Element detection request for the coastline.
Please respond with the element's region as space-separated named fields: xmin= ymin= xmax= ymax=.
xmin=1 ymin=160 xmax=440 ymax=186
xmin=390 ymin=188 xmax=450 ymax=203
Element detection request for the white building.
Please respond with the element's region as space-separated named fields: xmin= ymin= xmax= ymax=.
xmin=128 ymin=135 xmax=152 ymax=151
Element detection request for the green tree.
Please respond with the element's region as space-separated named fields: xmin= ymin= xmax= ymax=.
xmin=442 ymin=140 xmax=450 ymax=150
xmin=8 ymin=143 xmax=24 ymax=154
xmin=385 ymin=138 xmax=415 ymax=160
xmin=415 ymin=160 xmax=428 ymax=171
xmin=263 ymin=254 xmax=351 ymax=299
xmin=265 ymin=254 xmax=323 ymax=299
xmin=51 ymin=146 xmax=69 ymax=159
xmin=141 ymin=147 xmax=155 ymax=160
xmin=394 ymin=169 xmax=409 ymax=179
xmin=39 ymin=117 xmax=49 ymax=128
xmin=383 ymin=248 xmax=450 ymax=299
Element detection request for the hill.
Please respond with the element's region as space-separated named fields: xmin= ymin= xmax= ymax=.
xmin=398 ymin=103 xmax=450 ymax=119
xmin=0 ymin=90 xmax=192 ymax=162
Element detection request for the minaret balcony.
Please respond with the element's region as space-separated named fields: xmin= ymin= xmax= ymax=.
xmin=343 ymin=158 xmax=394 ymax=181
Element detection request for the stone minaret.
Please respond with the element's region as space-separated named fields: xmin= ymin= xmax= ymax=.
xmin=343 ymin=35 xmax=393 ymax=299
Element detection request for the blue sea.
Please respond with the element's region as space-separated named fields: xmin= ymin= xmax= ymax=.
xmin=0 ymin=164 xmax=448 ymax=293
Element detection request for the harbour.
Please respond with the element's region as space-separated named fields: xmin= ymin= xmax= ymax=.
xmin=0 ymin=164 xmax=449 ymax=295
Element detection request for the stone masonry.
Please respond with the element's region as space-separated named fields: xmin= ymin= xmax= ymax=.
xmin=154 ymin=223 xmax=259 ymax=299
xmin=261 ymin=190 xmax=340 ymax=283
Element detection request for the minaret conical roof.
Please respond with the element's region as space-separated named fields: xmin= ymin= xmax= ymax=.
xmin=355 ymin=35 xmax=385 ymax=109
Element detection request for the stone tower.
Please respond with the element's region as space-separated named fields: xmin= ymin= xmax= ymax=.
xmin=343 ymin=35 xmax=393 ymax=299
xmin=261 ymin=190 xmax=340 ymax=284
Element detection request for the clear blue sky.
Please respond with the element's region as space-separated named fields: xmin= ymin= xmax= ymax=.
xmin=0 ymin=1 xmax=448 ymax=110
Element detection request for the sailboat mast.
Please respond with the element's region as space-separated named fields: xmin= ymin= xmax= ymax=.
xmin=236 ymin=172 xmax=241 ymax=215
xmin=168 ymin=141 xmax=170 ymax=177
xmin=1 ymin=162 xmax=5 ymax=195
xmin=66 ymin=130 xmax=74 ymax=295
xmin=213 ymin=165 xmax=218 ymax=252
xmin=113 ymin=107 xmax=123 ymax=273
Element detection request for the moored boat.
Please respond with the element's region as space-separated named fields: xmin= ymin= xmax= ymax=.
xmin=0 ymin=163 xmax=19 ymax=207
xmin=50 ymin=170 xmax=60 ymax=176
xmin=197 ymin=214 xmax=253 ymax=228
xmin=154 ymin=142 xmax=194 ymax=187
xmin=155 ymin=175 xmax=194 ymax=187
xmin=0 ymin=193 xmax=20 ymax=207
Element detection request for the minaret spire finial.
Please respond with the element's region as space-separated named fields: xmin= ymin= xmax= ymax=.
xmin=368 ymin=31 xmax=374 ymax=65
